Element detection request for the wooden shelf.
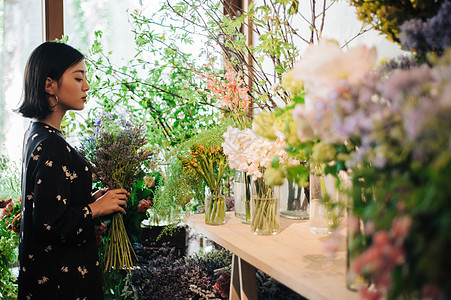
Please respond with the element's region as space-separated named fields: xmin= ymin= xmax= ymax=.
xmin=187 ymin=212 xmax=359 ymax=300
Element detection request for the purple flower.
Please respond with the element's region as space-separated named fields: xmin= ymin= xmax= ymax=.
xmin=400 ymin=2 xmax=451 ymax=54
xmin=94 ymin=118 xmax=102 ymax=127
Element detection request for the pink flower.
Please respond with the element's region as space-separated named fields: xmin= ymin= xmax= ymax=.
xmin=351 ymin=216 xmax=412 ymax=299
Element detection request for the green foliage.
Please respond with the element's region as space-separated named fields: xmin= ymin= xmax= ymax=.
xmin=0 ymin=151 xmax=20 ymax=199
xmin=0 ymin=200 xmax=20 ymax=299
xmin=84 ymin=18 xmax=218 ymax=151
xmin=152 ymin=122 xmax=231 ymax=225
xmin=349 ymin=0 xmax=444 ymax=43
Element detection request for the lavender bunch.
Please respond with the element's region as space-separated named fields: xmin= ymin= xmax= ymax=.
xmin=81 ymin=115 xmax=152 ymax=272
xmin=400 ymin=2 xmax=451 ymax=55
xmin=84 ymin=121 xmax=151 ymax=190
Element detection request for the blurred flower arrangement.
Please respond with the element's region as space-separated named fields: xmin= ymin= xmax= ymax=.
xmin=179 ymin=144 xmax=228 ymax=225
xmin=81 ymin=114 xmax=153 ymax=272
xmin=275 ymin=14 xmax=451 ymax=297
xmin=341 ymin=50 xmax=451 ymax=299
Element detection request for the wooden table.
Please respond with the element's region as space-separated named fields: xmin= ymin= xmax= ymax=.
xmin=187 ymin=212 xmax=359 ymax=300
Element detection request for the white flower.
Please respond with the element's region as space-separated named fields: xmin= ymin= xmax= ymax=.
xmin=222 ymin=126 xmax=289 ymax=177
xmin=292 ymin=40 xmax=377 ymax=93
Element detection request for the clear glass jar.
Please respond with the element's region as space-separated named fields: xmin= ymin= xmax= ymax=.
xmin=308 ymin=164 xmax=341 ymax=234
xmin=280 ymin=179 xmax=309 ymax=220
xmin=233 ymin=170 xmax=251 ymax=224
xmin=205 ymin=187 xmax=226 ymax=225
xmin=250 ymin=176 xmax=280 ymax=235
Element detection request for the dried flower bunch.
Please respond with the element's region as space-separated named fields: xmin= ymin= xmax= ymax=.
xmin=81 ymin=114 xmax=152 ymax=272
xmin=84 ymin=117 xmax=152 ymax=190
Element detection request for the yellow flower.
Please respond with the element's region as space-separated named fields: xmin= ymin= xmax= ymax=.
xmin=281 ymin=69 xmax=304 ymax=95
xmin=311 ymin=141 xmax=336 ymax=163
xmin=263 ymin=167 xmax=286 ymax=186
xmin=253 ymin=111 xmax=277 ymax=140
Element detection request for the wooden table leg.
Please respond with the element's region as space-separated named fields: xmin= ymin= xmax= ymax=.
xmin=230 ymin=254 xmax=241 ymax=300
xmin=238 ymin=257 xmax=258 ymax=300
xmin=229 ymin=254 xmax=258 ymax=300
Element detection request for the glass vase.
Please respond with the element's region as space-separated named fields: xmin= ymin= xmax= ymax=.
xmin=233 ymin=170 xmax=251 ymax=224
xmin=343 ymin=171 xmax=369 ymax=291
xmin=205 ymin=187 xmax=226 ymax=225
xmin=280 ymin=179 xmax=309 ymax=220
xmin=250 ymin=177 xmax=280 ymax=235
xmin=308 ymin=164 xmax=342 ymax=234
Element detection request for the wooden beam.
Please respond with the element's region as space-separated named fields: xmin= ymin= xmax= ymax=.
xmin=43 ymin=0 xmax=64 ymax=41
xmin=223 ymin=0 xmax=242 ymax=19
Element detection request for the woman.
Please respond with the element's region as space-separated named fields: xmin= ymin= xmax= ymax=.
xmin=16 ymin=41 xmax=128 ymax=299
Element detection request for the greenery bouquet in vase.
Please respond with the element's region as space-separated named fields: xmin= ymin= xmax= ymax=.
xmin=179 ymin=144 xmax=228 ymax=225
xmin=81 ymin=115 xmax=152 ymax=272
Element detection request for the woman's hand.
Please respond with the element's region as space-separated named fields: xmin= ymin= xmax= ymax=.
xmin=88 ymin=189 xmax=130 ymax=218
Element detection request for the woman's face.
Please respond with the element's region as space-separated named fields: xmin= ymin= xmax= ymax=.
xmin=55 ymin=60 xmax=90 ymax=111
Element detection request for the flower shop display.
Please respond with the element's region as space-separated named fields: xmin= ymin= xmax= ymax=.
xmin=349 ymin=0 xmax=445 ymax=44
xmin=179 ymin=144 xmax=228 ymax=225
xmin=0 ymin=153 xmax=22 ymax=299
xmin=200 ymin=61 xmax=252 ymax=130
xmin=81 ymin=116 xmax=152 ymax=272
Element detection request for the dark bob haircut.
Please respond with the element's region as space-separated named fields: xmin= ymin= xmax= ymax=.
xmin=16 ymin=41 xmax=85 ymax=120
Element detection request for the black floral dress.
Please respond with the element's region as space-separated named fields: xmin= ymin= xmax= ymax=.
xmin=18 ymin=122 xmax=103 ymax=300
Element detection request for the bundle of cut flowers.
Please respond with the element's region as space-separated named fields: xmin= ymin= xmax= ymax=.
xmin=178 ymin=144 xmax=228 ymax=224
xmin=81 ymin=114 xmax=152 ymax=272
xmin=222 ymin=125 xmax=297 ymax=233
xmin=199 ymin=60 xmax=252 ymax=130
xmin=222 ymin=125 xmax=296 ymax=184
